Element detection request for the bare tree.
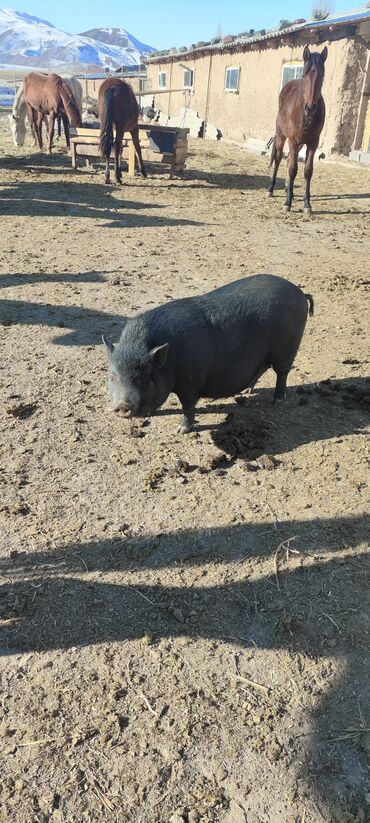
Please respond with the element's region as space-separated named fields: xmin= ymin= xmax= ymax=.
xmin=312 ymin=0 xmax=334 ymax=21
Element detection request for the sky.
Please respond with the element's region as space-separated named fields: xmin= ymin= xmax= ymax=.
xmin=3 ymin=0 xmax=363 ymax=49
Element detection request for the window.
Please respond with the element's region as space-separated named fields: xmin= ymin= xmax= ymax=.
xmin=158 ymin=71 xmax=167 ymax=88
xmin=224 ymin=66 xmax=240 ymax=92
xmin=183 ymin=68 xmax=194 ymax=89
xmin=281 ymin=62 xmax=304 ymax=88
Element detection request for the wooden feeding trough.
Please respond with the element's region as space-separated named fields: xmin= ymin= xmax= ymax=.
xmin=70 ymin=123 xmax=189 ymax=178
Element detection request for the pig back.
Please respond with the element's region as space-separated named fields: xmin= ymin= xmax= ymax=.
xmin=197 ymin=274 xmax=309 ymax=397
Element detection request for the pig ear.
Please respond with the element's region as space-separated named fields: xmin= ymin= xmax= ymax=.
xmin=321 ymin=45 xmax=328 ymax=62
xmin=102 ymin=334 xmax=114 ymax=355
xmin=149 ymin=343 xmax=169 ymax=368
xmin=303 ymin=45 xmax=311 ymax=63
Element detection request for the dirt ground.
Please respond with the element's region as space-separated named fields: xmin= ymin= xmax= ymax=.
xmin=0 ymin=122 xmax=369 ymax=823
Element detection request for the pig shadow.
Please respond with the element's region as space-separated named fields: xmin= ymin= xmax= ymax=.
xmin=153 ymin=376 xmax=369 ymax=462
xmin=204 ymin=376 xmax=370 ymax=461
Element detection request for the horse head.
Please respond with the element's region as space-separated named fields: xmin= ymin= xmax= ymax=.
xmin=8 ymin=112 xmax=27 ymax=147
xmin=302 ymin=45 xmax=327 ymax=116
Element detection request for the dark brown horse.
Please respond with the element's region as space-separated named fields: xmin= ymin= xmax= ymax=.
xmin=98 ymin=78 xmax=146 ymax=185
xmin=23 ymin=72 xmax=81 ymax=154
xmin=268 ymin=45 xmax=327 ymax=215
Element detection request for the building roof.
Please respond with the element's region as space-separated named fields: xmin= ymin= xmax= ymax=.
xmin=146 ymin=6 xmax=370 ymax=63
xmin=308 ymin=7 xmax=370 ymax=27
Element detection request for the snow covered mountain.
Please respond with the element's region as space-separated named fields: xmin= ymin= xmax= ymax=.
xmin=81 ymin=27 xmax=153 ymax=56
xmin=0 ymin=8 xmax=155 ymax=73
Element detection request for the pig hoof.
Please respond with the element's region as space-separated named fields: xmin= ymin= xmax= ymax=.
xmin=178 ymin=423 xmax=192 ymax=435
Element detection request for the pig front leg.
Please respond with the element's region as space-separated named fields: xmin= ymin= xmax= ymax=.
xmin=177 ymin=392 xmax=196 ymax=434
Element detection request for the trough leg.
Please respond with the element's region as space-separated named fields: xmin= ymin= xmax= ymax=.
xmin=128 ymin=139 xmax=136 ymax=176
xmin=71 ymin=141 xmax=77 ymax=170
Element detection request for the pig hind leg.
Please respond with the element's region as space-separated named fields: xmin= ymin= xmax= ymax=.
xmin=272 ymin=326 xmax=306 ymax=401
xmin=272 ymin=350 xmax=301 ymax=401
xmin=273 ymin=368 xmax=290 ymax=401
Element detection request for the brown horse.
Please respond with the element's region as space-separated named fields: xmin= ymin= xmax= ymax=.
xmin=98 ymin=78 xmax=146 ymax=185
xmin=23 ymin=72 xmax=81 ymax=154
xmin=268 ymin=45 xmax=327 ymax=216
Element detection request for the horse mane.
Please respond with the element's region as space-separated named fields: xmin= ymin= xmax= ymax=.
xmin=12 ymin=85 xmax=27 ymax=119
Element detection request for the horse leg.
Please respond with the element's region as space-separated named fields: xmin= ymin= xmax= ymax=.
xmin=284 ymin=141 xmax=299 ymax=212
xmin=26 ymin=104 xmax=41 ymax=149
xmin=303 ymin=143 xmax=318 ymax=216
xmin=61 ymin=113 xmax=70 ymax=149
xmin=104 ymin=156 xmax=111 ymax=185
xmin=114 ymin=129 xmax=123 ymax=184
xmin=31 ymin=119 xmax=38 ymax=147
xmin=47 ymin=111 xmax=56 ymax=154
xmin=130 ymin=125 xmax=147 ymax=178
xmin=267 ymin=132 xmax=285 ymax=196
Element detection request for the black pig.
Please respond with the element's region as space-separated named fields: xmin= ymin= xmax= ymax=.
xmin=103 ymin=274 xmax=313 ymax=433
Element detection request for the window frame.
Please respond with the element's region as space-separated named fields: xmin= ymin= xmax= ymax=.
xmin=224 ymin=66 xmax=240 ymax=93
xmin=183 ymin=68 xmax=194 ymax=89
xmin=281 ymin=62 xmax=304 ymax=89
xmin=158 ymin=71 xmax=167 ymax=88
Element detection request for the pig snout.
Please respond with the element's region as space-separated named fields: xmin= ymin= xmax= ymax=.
xmin=113 ymin=403 xmax=134 ymax=417
xmin=112 ymin=395 xmax=140 ymax=416
xmin=110 ymin=386 xmax=141 ymax=417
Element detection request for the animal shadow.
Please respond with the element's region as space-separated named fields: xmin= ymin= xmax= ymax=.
xmin=210 ymin=376 xmax=370 ymax=461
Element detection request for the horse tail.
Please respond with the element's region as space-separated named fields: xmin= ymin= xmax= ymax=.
xmin=59 ymin=81 xmax=81 ymax=127
xmin=99 ymin=87 xmax=115 ymax=159
xmin=269 ymin=137 xmax=276 ymax=167
xmin=305 ymin=293 xmax=314 ymax=317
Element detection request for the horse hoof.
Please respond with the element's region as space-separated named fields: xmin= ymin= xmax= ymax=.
xmin=266 ymin=191 xmax=273 ymax=198
xmin=304 ymin=206 xmax=312 ymax=217
xmin=283 ymin=205 xmax=291 ymax=213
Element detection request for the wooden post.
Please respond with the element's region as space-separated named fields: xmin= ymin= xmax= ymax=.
xmin=204 ymin=52 xmax=213 ymax=139
xmin=128 ymin=139 xmax=136 ymax=176
xmin=168 ymin=61 xmax=174 ymax=117
xmin=71 ymin=141 xmax=77 ymax=170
